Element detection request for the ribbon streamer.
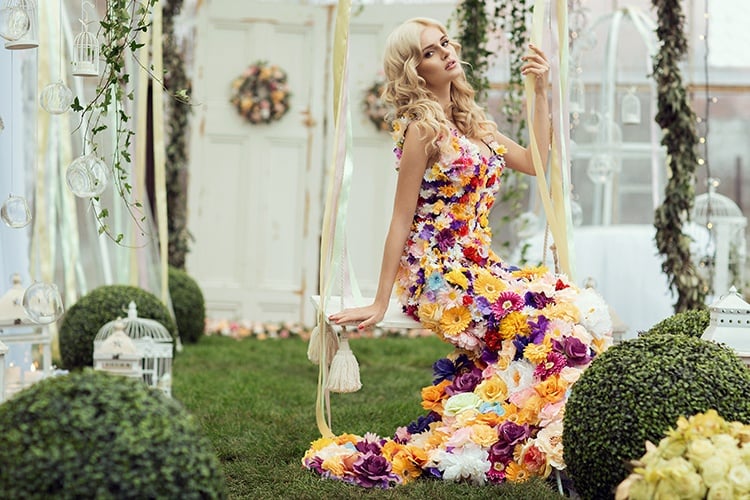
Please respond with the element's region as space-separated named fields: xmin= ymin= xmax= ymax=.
xmin=315 ymin=0 xmax=353 ymax=439
xmin=526 ymin=0 xmax=575 ymax=279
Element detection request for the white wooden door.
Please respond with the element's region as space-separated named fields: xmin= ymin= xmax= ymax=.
xmin=187 ymin=2 xmax=327 ymax=323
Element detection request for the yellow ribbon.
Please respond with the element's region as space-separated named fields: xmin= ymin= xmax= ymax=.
xmin=315 ymin=0 xmax=352 ymax=439
xmin=526 ymin=0 xmax=575 ymax=279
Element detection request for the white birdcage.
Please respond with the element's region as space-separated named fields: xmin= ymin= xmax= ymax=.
xmin=693 ymin=178 xmax=748 ymax=297
xmin=72 ymin=1 xmax=99 ymax=77
xmin=702 ymin=286 xmax=750 ymax=366
xmin=94 ymin=301 xmax=173 ymax=397
xmin=2 ymin=0 xmax=37 ymax=50
xmin=93 ymin=319 xmax=142 ymax=379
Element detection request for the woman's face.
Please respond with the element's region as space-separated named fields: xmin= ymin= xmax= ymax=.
xmin=415 ymin=26 xmax=462 ymax=91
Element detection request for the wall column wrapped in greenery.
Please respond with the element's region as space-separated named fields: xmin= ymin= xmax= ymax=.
xmin=652 ymin=0 xmax=707 ymax=311
xmin=163 ymin=0 xmax=193 ymax=269
xmin=453 ymin=0 xmax=500 ymax=104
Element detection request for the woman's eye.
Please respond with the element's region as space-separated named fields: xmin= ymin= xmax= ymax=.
xmin=441 ymin=40 xmax=449 ymax=47
xmin=424 ymin=50 xmax=434 ymax=58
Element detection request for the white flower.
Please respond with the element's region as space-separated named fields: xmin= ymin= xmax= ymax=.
xmin=728 ymin=463 xmax=750 ymax=493
xmin=443 ymin=392 xmax=481 ymax=417
xmin=535 ymin=421 xmax=565 ymax=470
xmin=574 ymin=287 xmax=612 ymax=338
xmin=433 ymin=443 xmax=490 ymax=485
xmin=499 ymin=360 xmax=534 ymax=395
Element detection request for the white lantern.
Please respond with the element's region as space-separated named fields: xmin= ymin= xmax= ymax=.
xmin=621 ymin=87 xmax=641 ymax=125
xmin=94 ymin=301 xmax=173 ymax=397
xmin=2 ymin=0 xmax=37 ymax=50
xmin=93 ymin=319 xmax=143 ymax=379
xmin=0 ymin=274 xmax=53 ymax=398
xmin=72 ymin=1 xmax=99 ymax=77
xmin=702 ymin=286 xmax=750 ymax=366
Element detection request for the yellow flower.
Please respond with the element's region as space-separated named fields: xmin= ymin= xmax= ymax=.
xmin=535 ymin=376 xmax=568 ymax=404
xmin=524 ymin=342 xmax=551 ymax=364
xmin=499 ymin=311 xmax=530 ymax=340
xmin=505 ymin=461 xmax=532 ymax=482
xmin=512 ymin=265 xmax=549 ymax=280
xmin=321 ymin=455 xmax=348 ymax=476
xmin=474 ymin=269 xmax=505 ymax=302
xmin=445 ymin=269 xmax=469 ymax=289
xmin=470 ymin=424 xmax=498 ymax=447
xmin=307 ymin=436 xmax=334 ymax=452
xmin=391 ymin=446 xmax=427 ymax=483
xmin=439 ymin=184 xmax=459 ymax=198
xmin=336 ymin=433 xmax=360 ymax=446
xmin=439 ymin=306 xmax=472 ymax=337
xmin=475 ymin=375 xmax=508 ymax=403
xmin=418 ymin=301 xmax=444 ymax=330
xmin=515 ymin=394 xmax=546 ymax=425
xmin=495 ymin=144 xmax=508 ymax=155
xmin=542 ymin=302 xmax=580 ymax=323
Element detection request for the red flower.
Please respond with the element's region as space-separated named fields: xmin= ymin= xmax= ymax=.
xmin=555 ymin=279 xmax=569 ymax=291
xmin=462 ymin=295 xmax=474 ymax=306
xmin=463 ymin=246 xmax=485 ymax=265
xmin=485 ymin=328 xmax=503 ymax=352
xmin=486 ymin=174 xmax=496 ymax=187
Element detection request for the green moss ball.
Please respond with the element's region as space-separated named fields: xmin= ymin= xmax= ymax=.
xmin=59 ymin=285 xmax=177 ymax=370
xmin=643 ymin=308 xmax=710 ymax=338
xmin=0 ymin=370 xmax=226 ymax=498
xmin=563 ymin=333 xmax=750 ymax=499
xmin=168 ymin=267 xmax=206 ymax=344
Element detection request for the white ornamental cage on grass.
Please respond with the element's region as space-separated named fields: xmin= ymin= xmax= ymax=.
xmin=702 ymin=286 xmax=750 ymax=366
xmin=94 ymin=301 xmax=173 ymax=397
xmin=93 ymin=319 xmax=142 ymax=380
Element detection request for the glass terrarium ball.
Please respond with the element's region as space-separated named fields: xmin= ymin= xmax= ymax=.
xmin=23 ymin=281 xmax=64 ymax=324
xmin=586 ymin=154 xmax=617 ymax=185
xmin=40 ymin=81 xmax=74 ymax=115
xmin=66 ymin=153 xmax=109 ymax=197
xmin=0 ymin=6 xmax=30 ymax=42
xmin=0 ymin=194 xmax=32 ymax=228
xmin=570 ymin=199 xmax=584 ymax=227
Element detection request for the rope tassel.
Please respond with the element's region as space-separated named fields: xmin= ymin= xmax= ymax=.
xmin=326 ymin=333 xmax=361 ymax=393
xmin=307 ymin=324 xmax=339 ymax=365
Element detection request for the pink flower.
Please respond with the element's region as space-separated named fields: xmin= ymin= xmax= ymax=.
xmin=491 ymin=292 xmax=524 ymax=319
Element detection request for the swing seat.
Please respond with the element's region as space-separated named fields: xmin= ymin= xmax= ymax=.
xmin=310 ymin=295 xmax=422 ymax=331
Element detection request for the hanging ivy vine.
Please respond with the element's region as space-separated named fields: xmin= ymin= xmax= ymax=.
xmin=452 ymin=0 xmax=500 ymax=103
xmin=163 ymin=0 xmax=193 ymax=269
xmin=652 ymin=0 xmax=707 ymax=311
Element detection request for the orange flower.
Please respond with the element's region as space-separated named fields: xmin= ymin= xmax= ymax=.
xmin=421 ymin=379 xmax=451 ymax=414
xmin=380 ymin=441 xmax=403 ymax=461
xmin=391 ymin=446 xmax=428 ymax=483
xmin=535 ymin=376 xmax=569 ymax=404
xmin=418 ymin=302 xmax=444 ymax=330
xmin=515 ymin=394 xmax=546 ymax=425
xmin=505 ymin=461 xmax=532 ymax=483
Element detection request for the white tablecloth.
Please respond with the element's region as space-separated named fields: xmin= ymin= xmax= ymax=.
xmin=515 ymin=224 xmax=709 ymax=337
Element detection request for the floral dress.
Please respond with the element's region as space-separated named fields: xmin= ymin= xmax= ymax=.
xmin=303 ymin=118 xmax=613 ymax=488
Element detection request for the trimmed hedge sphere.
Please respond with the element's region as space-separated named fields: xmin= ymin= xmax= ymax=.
xmin=643 ymin=308 xmax=710 ymax=338
xmin=0 ymin=370 xmax=227 ymax=498
xmin=168 ymin=266 xmax=206 ymax=343
xmin=563 ymin=333 xmax=750 ymax=499
xmin=59 ymin=285 xmax=177 ymax=370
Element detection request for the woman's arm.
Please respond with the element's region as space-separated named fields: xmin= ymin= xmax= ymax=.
xmin=329 ymin=124 xmax=429 ymax=330
xmin=494 ymin=43 xmax=551 ymax=176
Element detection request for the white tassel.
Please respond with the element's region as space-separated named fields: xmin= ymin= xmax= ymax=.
xmin=326 ymin=337 xmax=361 ymax=393
xmin=307 ymin=324 xmax=339 ymax=365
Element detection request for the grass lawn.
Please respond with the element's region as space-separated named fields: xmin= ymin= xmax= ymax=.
xmin=172 ymin=335 xmax=566 ymax=499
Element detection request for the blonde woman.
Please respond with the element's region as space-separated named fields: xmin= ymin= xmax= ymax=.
xmin=304 ymin=17 xmax=611 ymax=488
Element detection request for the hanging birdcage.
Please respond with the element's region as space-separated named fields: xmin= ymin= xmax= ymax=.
xmin=72 ymin=1 xmax=99 ymax=77
xmin=94 ymin=301 xmax=173 ymax=397
xmin=2 ymin=0 xmax=37 ymax=50
xmin=621 ymin=87 xmax=641 ymax=125
xmin=693 ymin=178 xmax=748 ymax=297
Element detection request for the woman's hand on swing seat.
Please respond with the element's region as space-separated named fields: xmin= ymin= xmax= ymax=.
xmin=329 ymin=303 xmax=387 ymax=331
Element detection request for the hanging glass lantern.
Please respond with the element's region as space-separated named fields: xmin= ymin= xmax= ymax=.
xmin=22 ymin=281 xmax=64 ymax=324
xmin=40 ymin=80 xmax=74 ymax=115
xmin=0 ymin=194 xmax=31 ymax=228
xmin=586 ymin=153 xmax=618 ymax=185
xmin=569 ymin=75 xmax=586 ymax=114
xmin=66 ymin=152 xmax=109 ymax=197
xmin=72 ymin=1 xmax=99 ymax=77
xmin=621 ymin=87 xmax=641 ymax=125
xmin=0 ymin=3 xmax=29 ymax=42
xmin=2 ymin=0 xmax=36 ymax=50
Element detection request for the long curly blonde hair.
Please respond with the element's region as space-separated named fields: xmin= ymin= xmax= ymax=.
xmin=381 ymin=17 xmax=497 ymax=160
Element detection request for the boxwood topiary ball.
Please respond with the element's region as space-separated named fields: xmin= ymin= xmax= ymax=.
xmin=0 ymin=370 xmax=226 ymax=498
xmin=168 ymin=267 xmax=206 ymax=344
xmin=563 ymin=333 xmax=750 ymax=500
xmin=59 ymin=285 xmax=177 ymax=370
xmin=642 ymin=308 xmax=710 ymax=338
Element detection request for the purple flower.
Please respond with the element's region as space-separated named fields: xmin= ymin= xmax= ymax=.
xmin=528 ymin=315 xmax=549 ymax=344
xmin=352 ymin=453 xmax=397 ymax=488
xmin=553 ymin=336 xmax=591 ymax=366
xmin=481 ymin=348 xmax=498 ymax=365
xmin=473 ymin=295 xmax=493 ymax=316
xmin=407 ymin=412 xmax=440 ymax=434
xmin=491 ymin=422 xmax=531 ymax=461
xmin=418 ymin=223 xmax=435 ymax=240
xmin=445 ymin=368 xmax=482 ymax=395
xmin=453 ymin=354 xmax=474 ymax=374
xmin=433 ymin=357 xmax=457 ymax=383
xmin=435 ymin=228 xmax=456 ymax=252
xmin=524 ymin=291 xmax=554 ymax=309
xmin=355 ymin=436 xmax=383 ymax=454
xmin=512 ymin=336 xmax=530 ymax=360
xmin=303 ymin=456 xmax=325 ymax=474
